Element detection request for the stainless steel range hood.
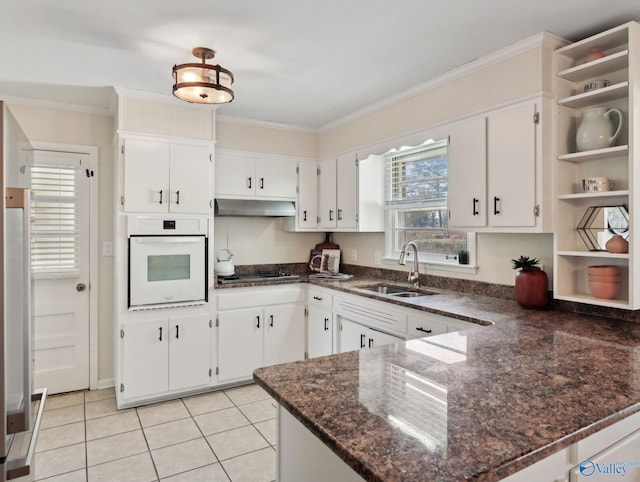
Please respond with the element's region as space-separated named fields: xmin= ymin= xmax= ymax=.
xmin=214 ymin=199 xmax=296 ymax=217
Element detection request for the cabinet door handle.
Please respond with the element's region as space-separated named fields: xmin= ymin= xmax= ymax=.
xmin=324 ymin=317 xmax=329 ymax=331
xmin=416 ymin=327 xmax=432 ymax=334
xmin=473 ymin=197 xmax=479 ymax=216
xmin=303 ymin=210 xmax=307 ymax=221
xmin=493 ymin=196 xmax=500 ymax=215
xmin=247 ymin=177 xmax=252 ymax=189
xmin=329 ymin=210 xmax=334 ymax=221
xmin=260 ymin=177 xmax=264 ymax=189
xmin=256 ymin=315 xmax=260 ymax=328
xmin=360 ymin=333 xmax=365 ymax=349
xmin=158 ymin=327 xmax=163 ymax=341
xmin=175 ymin=325 xmax=179 ymax=339
xmin=158 ymin=190 xmax=163 ymax=205
xmin=368 ymin=338 xmax=374 ymax=348
xmin=269 ymin=314 xmax=274 ymax=327
xmin=337 ymin=209 xmax=343 ymax=220
xmin=175 ymin=190 xmax=180 ymax=205
xmin=313 ymin=296 xmax=322 ymax=301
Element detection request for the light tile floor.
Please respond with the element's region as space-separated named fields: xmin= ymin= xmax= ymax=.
xmin=35 ymin=384 xmax=277 ymax=482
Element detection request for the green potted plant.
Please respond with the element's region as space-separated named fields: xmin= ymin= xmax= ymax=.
xmin=458 ymin=249 xmax=469 ymax=265
xmin=511 ymin=256 xmax=548 ymax=309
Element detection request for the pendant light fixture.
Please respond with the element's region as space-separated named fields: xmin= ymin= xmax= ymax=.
xmin=172 ymin=47 xmax=234 ymax=104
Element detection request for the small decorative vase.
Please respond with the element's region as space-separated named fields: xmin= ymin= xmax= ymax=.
xmin=458 ymin=253 xmax=469 ymax=265
xmin=576 ymin=107 xmax=623 ymax=152
xmin=605 ymin=235 xmax=629 ymax=253
xmin=515 ymin=268 xmax=549 ymax=309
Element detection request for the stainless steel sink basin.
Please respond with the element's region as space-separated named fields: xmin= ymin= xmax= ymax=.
xmin=356 ymin=284 xmax=437 ymax=297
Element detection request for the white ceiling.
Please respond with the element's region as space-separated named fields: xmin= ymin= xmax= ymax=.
xmin=0 ymin=1 xmax=638 ymax=129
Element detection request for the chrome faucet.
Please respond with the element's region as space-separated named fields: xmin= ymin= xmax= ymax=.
xmin=398 ymin=241 xmax=420 ymax=287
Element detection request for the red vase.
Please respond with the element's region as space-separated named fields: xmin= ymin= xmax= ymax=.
xmin=515 ymin=268 xmax=549 ymax=309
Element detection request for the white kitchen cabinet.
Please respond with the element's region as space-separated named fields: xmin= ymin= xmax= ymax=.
xmin=406 ymin=314 xmax=448 ymax=339
xmin=554 ymin=21 xmax=639 ymax=309
xmin=119 ymin=313 xmax=211 ymax=402
xmin=447 ymin=116 xmax=487 ymax=228
xmin=214 ymin=149 xmax=297 ymax=200
xmin=264 ymin=303 xmax=306 ymax=366
xmin=215 ymin=285 xmax=306 ymax=383
xmin=297 ymin=161 xmax=318 ymax=229
xmin=307 ymin=306 xmax=333 ymax=358
xmin=448 ymin=98 xmax=552 ymax=232
xmin=122 ymin=137 xmax=212 ymax=214
xmin=217 ymin=307 xmax=264 ymax=382
xmin=292 ymin=154 xmax=384 ymax=232
xmin=338 ymin=318 xmax=404 ymax=353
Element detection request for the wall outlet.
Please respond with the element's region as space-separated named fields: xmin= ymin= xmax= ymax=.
xmin=351 ymin=248 xmax=357 ymax=262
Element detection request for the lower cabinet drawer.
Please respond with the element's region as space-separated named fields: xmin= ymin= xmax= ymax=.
xmin=407 ymin=314 xmax=448 ymax=339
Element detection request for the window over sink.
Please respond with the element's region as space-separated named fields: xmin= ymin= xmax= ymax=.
xmin=384 ymin=138 xmax=475 ymax=268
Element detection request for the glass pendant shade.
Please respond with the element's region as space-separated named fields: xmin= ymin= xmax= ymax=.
xmin=172 ymin=47 xmax=234 ymax=104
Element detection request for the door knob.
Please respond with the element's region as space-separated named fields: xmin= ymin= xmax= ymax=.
xmin=76 ymin=283 xmax=87 ymax=292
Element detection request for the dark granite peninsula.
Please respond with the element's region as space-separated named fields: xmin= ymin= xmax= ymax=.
xmin=254 ymin=290 xmax=640 ymax=482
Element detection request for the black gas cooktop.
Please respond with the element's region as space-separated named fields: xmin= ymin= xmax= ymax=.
xmin=217 ymin=272 xmax=300 ymax=284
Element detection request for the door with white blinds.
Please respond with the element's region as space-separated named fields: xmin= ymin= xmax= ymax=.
xmin=30 ymin=150 xmax=91 ymax=394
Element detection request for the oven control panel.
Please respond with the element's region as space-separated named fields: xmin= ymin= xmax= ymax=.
xmin=127 ymin=214 xmax=208 ymax=236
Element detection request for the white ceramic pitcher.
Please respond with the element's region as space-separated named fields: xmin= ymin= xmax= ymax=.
xmin=576 ymin=107 xmax=623 ymax=152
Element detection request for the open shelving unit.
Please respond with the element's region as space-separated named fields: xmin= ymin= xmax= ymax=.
xmin=554 ymin=21 xmax=639 ymax=309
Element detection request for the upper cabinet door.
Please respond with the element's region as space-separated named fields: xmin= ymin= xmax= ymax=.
xmin=255 ymin=158 xmax=297 ymax=199
xmin=297 ymin=161 xmax=318 ymax=229
xmin=214 ymin=151 xmax=256 ymax=197
xmin=336 ymin=156 xmax=357 ymax=229
xmin=123 ymin=138 xmax=171 ymax=213
xmin=169 ymin=143 xmax=211 ymax=213
xmin=448 ymin=116 xmax=487 ymax=228
xmin=487 ymin=101 xmax=537 ymax=227
xmin=318 ymin=158 xmax=337 ymax=229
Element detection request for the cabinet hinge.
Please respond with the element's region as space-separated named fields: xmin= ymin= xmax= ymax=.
xmin=209 ymin=319 xmax=212 ymax=328
xmin=216 ymin=317 xmax=219 ymax=327
xmin=304 ymin=351 xmax=309 ymax=360
xmin=121 ymin=144 xmax=125 ymax=155
xmin=209 ymin=368 xmax=212 ymax=377
xmin=210 ymin=199 xmax=213 ymax=209
xmin=355 ymin=214 xmax=359 ymax=222
xmin=120 ymin=329 xmax=124 ymax=338
xmin=120 ymin=383 xmax=124 ymax=392
xmin=296 ymin=186 xmax=299 ymax=194
xmin=296 ymin=166 xmax=299 ymax=174
xmin=316 ymin=216 xmax=320 ymax=224
xmin=317 ymin=167 xmax=321 ymax=176
xmin=304 ymin=307 xmax=308 ymax=317
xmin=209 ymin=153 xmax=213 ymax=162
xmin=120 ymin=196 xmax=125 ymax=206
xmin=534 ymin=112 xmax=540 ymax=124
xmin=534 ymin=204 xmax=540 ymax=217
xmin=216 ymin=367 xmax=220 ymax=375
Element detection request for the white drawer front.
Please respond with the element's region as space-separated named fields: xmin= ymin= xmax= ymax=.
xmin=308 ymin=287 xmax=333 ymax=309
xmin=217 ymin=285 xmax=304 ymax=310
xmin=407 ymin=315 xmax=448 ymax=339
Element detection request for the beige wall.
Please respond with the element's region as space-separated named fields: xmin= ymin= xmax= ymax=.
xmin=9 ymin=104 xmax=116 ymax=384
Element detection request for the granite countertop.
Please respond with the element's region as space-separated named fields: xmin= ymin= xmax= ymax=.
xmin=254 ymin=277 xmax=640 ymax=482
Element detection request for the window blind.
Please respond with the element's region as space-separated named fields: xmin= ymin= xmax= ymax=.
xmin=385 ymin=139 xmax=448 ymax=210
xmin=30 ymin=165 xmax=79 ymax=276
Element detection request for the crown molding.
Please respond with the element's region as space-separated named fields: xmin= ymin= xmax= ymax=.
xmin=0 ymin=93 xmax=113 ymax=116
xmin=319 ymin=31 xmax=567 ymax=133
xmin=215 ymin=114 xmax=317 ymax=133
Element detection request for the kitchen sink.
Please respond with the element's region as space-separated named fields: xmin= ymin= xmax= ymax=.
xmin=356 ymin=284 xmax=437 ymax=297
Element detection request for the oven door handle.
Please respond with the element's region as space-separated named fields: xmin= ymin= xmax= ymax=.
xmin=132 ymin=237 xmax=202 ymax=244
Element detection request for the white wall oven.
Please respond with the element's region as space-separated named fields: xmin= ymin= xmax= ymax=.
xmin=128 ymin=215 xmax=208 ymax=309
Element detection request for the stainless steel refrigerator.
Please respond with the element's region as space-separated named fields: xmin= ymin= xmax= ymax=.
xmin=1 ymin=102 xmax=46 ymax=482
